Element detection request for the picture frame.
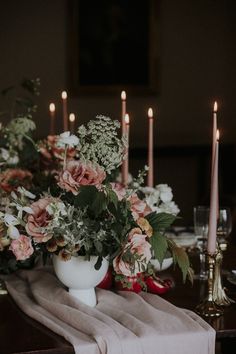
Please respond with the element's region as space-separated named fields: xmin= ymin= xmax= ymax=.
xmin=67 ymin=0 xmax=159 ymax=95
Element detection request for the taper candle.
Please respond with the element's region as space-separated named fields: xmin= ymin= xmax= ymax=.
xmin=147 ymin=107 xmax=154 ymax=187
xmin=49 ymin=103 xmax=55 ymax=135
xmin=121 ymin=91 xmax=126 ymax=137
xmin=123 ymin=113 xmax=130 ymax=186
xmin=212 ymin=102 xmax=217 ymax=177
xmin=61 ymin=91 xmax=68 ymax=132
xmin=207 ymin=130 xmax=219 ymax=254
xmin=69 ymin=113 xmax=75 ymax=133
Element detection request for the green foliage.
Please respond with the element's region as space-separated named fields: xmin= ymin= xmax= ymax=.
xmin=167 ymin=239 xmax=191 ymax=282
xmin=145 ymin=212 xmax=176 ymax=231
xmin=149 ymin=232 xmax=168 ymax=265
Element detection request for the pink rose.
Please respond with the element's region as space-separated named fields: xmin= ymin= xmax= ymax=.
xmin=9 ymin=235 xmax=34 ymax=261
xmin=26 ymin=197 xmax=54 ymax=243
xmin=111 ymin=182 xmax=126 ymax=201
xmin=113 ymin=228 xmax=152 ymax=277
xmin=58 ymin=160 xmax=106 ymax=195
xmin=0 ymin=169 xmax=32 ymax=193
xmin=128 ymin=193 xmax=152 ymax=220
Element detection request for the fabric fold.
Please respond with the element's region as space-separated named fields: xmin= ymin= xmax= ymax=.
xmin=5 ymin=268 xmax=215 ymax=354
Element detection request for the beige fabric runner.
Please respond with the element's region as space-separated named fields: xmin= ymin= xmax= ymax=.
xmin=5 ymin=267 xmax=215 ymax=354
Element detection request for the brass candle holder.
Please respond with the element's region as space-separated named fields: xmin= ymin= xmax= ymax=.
xmin=195 ymin=252 xmax=223 ymax=317
xmin=213 ymin=248 xmax=235 ymax=306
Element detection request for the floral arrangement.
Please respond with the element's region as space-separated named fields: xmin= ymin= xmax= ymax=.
xmin=0 ymin=78 xmax=40 ymax=195
xmin=0 ymin=114 xmax=192 ymax=291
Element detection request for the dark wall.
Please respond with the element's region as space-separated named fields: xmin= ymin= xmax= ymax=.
xmin=0 ymin=0 xmax=236 ymax=224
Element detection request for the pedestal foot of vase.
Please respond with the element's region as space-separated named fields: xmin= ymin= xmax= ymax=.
xmin=53 ymin=255 xmax=109 ymax=307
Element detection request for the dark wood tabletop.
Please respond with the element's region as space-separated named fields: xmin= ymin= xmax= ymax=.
xmin=1 ymin=243 xmax=236 ymax=354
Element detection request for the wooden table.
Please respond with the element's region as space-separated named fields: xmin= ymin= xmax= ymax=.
xmin=1 ymin=245 xmax=236 ymax=354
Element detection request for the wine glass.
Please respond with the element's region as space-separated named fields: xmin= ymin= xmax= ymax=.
xmin=217 ymin=207 xmax=232 ymax=252
xmin=193 ymin=206 xmax=210 ymax=280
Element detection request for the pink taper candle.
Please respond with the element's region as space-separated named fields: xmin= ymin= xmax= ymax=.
xmin=212 ymin=101 xmax=219 ymax=218
xmin=123 ymin=113 xmax=130 ymax=186
xmin=62 ymin=91 xmax=68 ymax=132
xmin=121 ymin=91 xmax=126 ymax=137
xmin=147 ymin=107 xmax=154 ymax=187
xmin=49 ymin=103 xmax=55 ymax=135
xmin=207 ymin=130 xmax=219 ymax=254
xmin=212 ymin=102 xmax=217 ymax=178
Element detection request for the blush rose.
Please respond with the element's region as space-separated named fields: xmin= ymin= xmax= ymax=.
xmin=58 ymin=160 xmax=106 ymax=195
xmin=113 ymin=228 xmax=152 ymax=277
xmin=9 ymin=235 xmax=34 ymax=261
xmin=26 ymin=197 xmax=54 ymax=243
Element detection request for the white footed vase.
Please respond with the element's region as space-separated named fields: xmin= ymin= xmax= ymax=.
xmin=53 ymin=255 xmax=109 ymax=307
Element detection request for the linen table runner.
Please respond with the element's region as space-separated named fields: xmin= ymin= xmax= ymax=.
xmin=5 ymin=267 xmax=215 ymax=354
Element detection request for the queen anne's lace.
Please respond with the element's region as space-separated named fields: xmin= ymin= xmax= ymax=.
xmin=77 ymin=115 xmax=125 ymax=174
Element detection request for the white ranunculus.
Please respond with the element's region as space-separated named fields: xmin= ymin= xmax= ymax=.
xmin=156 ymin=184 xmax=173 ymax=203
xmin=159 ymin=201 xmax=180 ymax=215
xmin=7 ymin=225 xmax=20 ymax=239
xmin=57 ymin=131 xmax=79 ymax=147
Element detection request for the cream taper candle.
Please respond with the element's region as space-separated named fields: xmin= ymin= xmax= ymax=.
xmin=69 ymin=113 xmax=75 ymax=133
xmin=207 ymin=130 xmax=219 ymax=254
xmin=49 ymin=103 xmax=55 ymax=135
xmin=62 ymin=91 xmax=68 ymax=132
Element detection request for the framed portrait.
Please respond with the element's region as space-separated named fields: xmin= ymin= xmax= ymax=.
xmin=67 ymin=0 xmax=159 ymax=95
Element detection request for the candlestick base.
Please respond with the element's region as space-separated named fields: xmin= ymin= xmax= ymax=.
xmin=195 ymin=253 xmax=224 ymax=318
xmin=213 ymin=248 xmax=235 ymax=306
xmin=195 ymin=299 xmax=223 ymax=317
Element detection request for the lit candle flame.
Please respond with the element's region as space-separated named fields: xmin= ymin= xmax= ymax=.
xmin=61 ymin=91 xmax=67 ymax=99
xmin=121 ymin=91 xmax=126 ymax=100
xmin=49 ymin=103 xmax=55 ymax=112
xmin=124 ymin=113 xmax=129 ymax=124
xmin=216 ymin=129 xmax=220 ymax=141
xmin=69 ymin=113 xmax=75 ymax=122
xmin=213 ymin=101 xmax=218 ymax=113
xmin=148 ymin=108 xmax=153 ymax=118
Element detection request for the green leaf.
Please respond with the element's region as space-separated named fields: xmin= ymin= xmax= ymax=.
xmin=91 ymin=191 xmax=107 ymax=216
xmin=150 ymin=231 xmax=168 ymax=264
xmin=107 ymin=188 xmax=118 ymax=209
xmin=94 ymin=256 xmax=102 ymax=270
xmin=75 ymin=186 xmax=98 ymax=208
xmin=167 ymin=239 xmax=190 ymax=282
xmin=146 ymin=212 xmax=176 ymax=231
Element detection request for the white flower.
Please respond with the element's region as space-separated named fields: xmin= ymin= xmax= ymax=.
xmin=4 ymin=214 xmax=19 ymax=227
xmin=156 ymin=184 xmax=173 ymax=203
xmin=4 ymin=214 xmax=20 ymax=239
xmin=0 ymin=148 xmax=10 ymax=160
xmin=8 ymin=154 xmax=19 ymax=165
xmin=17 ymin=187 xmax=36 ymax=199
xmin=7 ymin=225 xmax=20 ymax=239
xmin=57 ymin=131 xmax=79 ymax=148
xmin=158 ymin=201 xmax=180 ymax=216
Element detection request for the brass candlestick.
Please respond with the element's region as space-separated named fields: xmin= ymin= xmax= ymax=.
xmin=195 ymin=253 xmax=223 ymax=317
xmin=213 ymin=248 xmax=235 ymax=306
